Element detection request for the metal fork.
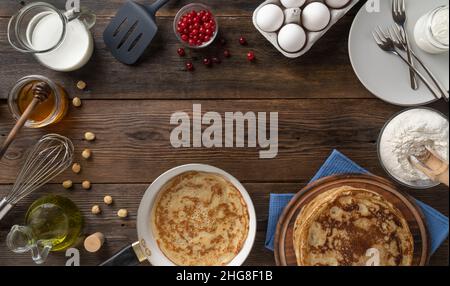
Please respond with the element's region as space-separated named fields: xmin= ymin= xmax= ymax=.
xmin=392 ymin=0 xmax=418 ymax=90
xmin=389 ymin=25 xmax=449 ymax=101
xmin=372 ymin=26 xmax=441 ymax=100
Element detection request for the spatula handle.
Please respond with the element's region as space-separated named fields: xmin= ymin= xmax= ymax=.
xmin=147 ymin=0 xmax=169 ymax=15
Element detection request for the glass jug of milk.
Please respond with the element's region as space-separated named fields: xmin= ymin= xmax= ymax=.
xmin=8 ymin=2 xmax=96 ymax=72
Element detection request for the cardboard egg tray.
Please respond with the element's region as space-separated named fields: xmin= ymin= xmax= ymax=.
xmin=253 ymin=0 xmax=360 ymax=58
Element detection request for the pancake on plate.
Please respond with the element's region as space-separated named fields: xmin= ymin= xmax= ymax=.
xmin=151 ymin=171 xmax=249 ymax=266
xmin=293 ymin=186 xmax=414 ymax=266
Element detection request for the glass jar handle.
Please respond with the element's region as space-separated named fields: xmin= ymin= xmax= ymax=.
xmin=64 ymin=7 xmax=96 ymax=30
xmin=6 ymin=225 xmax=52 ymax=265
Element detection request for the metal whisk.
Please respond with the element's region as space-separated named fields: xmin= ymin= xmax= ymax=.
xmin=0 ymin=134 xmax=74 ymax=221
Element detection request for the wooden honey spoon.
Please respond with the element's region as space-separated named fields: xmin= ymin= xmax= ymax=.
xmin=0 ymin=82 xmax=51 ymax=160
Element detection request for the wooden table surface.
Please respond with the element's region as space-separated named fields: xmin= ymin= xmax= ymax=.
xmin=0 ymin=0 xmax=448 ymax=266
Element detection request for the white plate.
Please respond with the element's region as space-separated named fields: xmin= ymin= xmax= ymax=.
xmin=349 ymin=0 xmax=449 ymax=106
xmin=137 ymin=164 xmax=257 ymax=266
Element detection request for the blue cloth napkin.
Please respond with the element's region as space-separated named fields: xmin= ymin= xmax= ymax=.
xmin=265 ymin=150 xmax=449 ymax=255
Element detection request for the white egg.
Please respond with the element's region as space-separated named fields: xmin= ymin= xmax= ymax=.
xmin=277 ymin=24 xmax=307 ymax=53
xmin=325 ymin=0 xmax=351 ymax=9
xmin=256 ymin=4 xmax=285 ymax=32
xmin=280 ymin=0 xmax=306 ymax=9
xmin=302 ymin=2 xmax=331 ymax=32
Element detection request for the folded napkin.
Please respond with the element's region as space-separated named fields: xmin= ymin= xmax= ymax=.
xmin=265 ymin=150 xmax=449 ymax=255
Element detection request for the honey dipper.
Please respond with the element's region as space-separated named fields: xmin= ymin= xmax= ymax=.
xmin=0 ymin=82 xmax=51 ymax=160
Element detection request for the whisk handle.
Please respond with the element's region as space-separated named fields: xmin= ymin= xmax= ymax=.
xmin=0 ymin=98 xmax=40 ymax=160
xmin=0 ymin=198 xmax=13 ymax=221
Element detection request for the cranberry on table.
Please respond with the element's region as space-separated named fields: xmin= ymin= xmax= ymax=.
xmin=177 ymin=48 xmax=186 ymax=57
xmin=203 ymin=57 xmax=212 ymax=67
xmin=247 ymin=51 xmax=256 ymax=62
xmin=239 ymin=36 xmax=247 ymax=45
xmin=186 ymin=61 xmax=194 ymax=71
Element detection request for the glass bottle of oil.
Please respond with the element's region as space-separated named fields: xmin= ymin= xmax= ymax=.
xmin=6 ymin=195 xmax=83 ymax=264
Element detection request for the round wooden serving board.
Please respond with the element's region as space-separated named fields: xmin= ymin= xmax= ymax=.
xmin=274 ymin=174 xmax=430 ymax=266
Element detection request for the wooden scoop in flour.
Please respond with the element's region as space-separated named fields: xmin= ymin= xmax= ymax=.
xmin=409 ymin=146 xmax=449 ymax=187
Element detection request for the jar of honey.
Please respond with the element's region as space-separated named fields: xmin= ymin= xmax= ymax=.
xmin=8 ymin=75 xmax=68 ymax=128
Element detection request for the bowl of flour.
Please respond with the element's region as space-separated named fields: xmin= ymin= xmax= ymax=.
xmin=378 ymin=108 xmax=449 ymax=189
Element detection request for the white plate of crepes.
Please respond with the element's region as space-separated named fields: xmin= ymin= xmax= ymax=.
xmin=274 ymin=174 xmax=430 ymax=266
xmin=101 ymin=164 xmax=257 ymax=266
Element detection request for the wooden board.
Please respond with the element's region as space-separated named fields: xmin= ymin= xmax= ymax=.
xmin=274 ymin=174 xmax=430 ymax=266
xmin=0 ymin=0 xmax=447 ymax=266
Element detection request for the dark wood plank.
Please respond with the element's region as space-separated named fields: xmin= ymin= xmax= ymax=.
xmin=0 ymin=183 xmax=447 ymax=266
xmin=0 ymin=14 xmax=372 ymax=100
xmin=1 ymin=98 xmax=408 ymax=183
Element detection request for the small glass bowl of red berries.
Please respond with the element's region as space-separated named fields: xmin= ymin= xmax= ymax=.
xmin=174 ymin=3 xmax=218 ymax=49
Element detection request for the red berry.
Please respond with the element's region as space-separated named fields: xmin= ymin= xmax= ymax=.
xmin=186 ymin=61 xmax=194 ymax=71
xmin=181 ymin=34 xmax=189 ymax=42
xmin=224 ymin=49 xmax=231 ymax=58
xmin=177 ymin=48 xmax=185 ymax=57
xmin=203 ymin=57 xmax=212 ymax=67
xmin=247 ymin=51 xmax=255 ymax=62
xmin=239 ymin=36 xmax=247 ymax=45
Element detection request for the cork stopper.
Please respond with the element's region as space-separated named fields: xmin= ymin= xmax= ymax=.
xmin=84 ymin=232 xmax=105 ymax=253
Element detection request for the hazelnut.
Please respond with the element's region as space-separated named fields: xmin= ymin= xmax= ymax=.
xmin=62 ymin=180 xmax=73 ymax=189
xmin=82 ymin=148 xmax=92 ymax=159
xmin=91 ymin=205 xmax=101 ymax=215
xmin=104 ymin=195 xmax=113 ymax=205
xmin=77 ymin=80 xmax=87 ymax=90
xmin=72 ymin=97 xmax=82 ymax=107
xmin=117 ymin=209 xmax=128 ymax=218
xmin=72 ymin=163 xmax=81 ymax=174
xmin=82 ymin=180 xmax=91 ymax=190
xmin=84 ymin=132 xmax=96 ymax=141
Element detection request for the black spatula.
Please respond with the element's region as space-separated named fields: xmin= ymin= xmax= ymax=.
xmin=104 ymin=0 xmax=169 ymax=64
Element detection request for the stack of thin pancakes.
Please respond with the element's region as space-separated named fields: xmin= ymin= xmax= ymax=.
xmin=293 ymin=186 xmax=414 ymax=266
xmin=151 ymin=171 xmax=249 ymax=266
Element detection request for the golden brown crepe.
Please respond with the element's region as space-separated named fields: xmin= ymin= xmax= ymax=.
xmin=293 ymin=186 xmax=414 ymax=266
xmin=151 ymin=171 xmax=249 ymax=266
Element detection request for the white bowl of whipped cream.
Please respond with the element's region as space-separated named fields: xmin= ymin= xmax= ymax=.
xmin=378 ymin=108 xmax=449 ymax=189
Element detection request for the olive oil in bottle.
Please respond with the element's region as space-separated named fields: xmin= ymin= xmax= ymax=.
xmin=6 ymin=195 xmax=83 ymax=264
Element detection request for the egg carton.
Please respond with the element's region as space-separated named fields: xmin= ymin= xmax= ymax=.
xmin=253 ymin=0 xmax=360 ymax=58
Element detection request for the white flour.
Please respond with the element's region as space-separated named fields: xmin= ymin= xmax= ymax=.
xmin=379 ymin=108 xmax=449 ymax=184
